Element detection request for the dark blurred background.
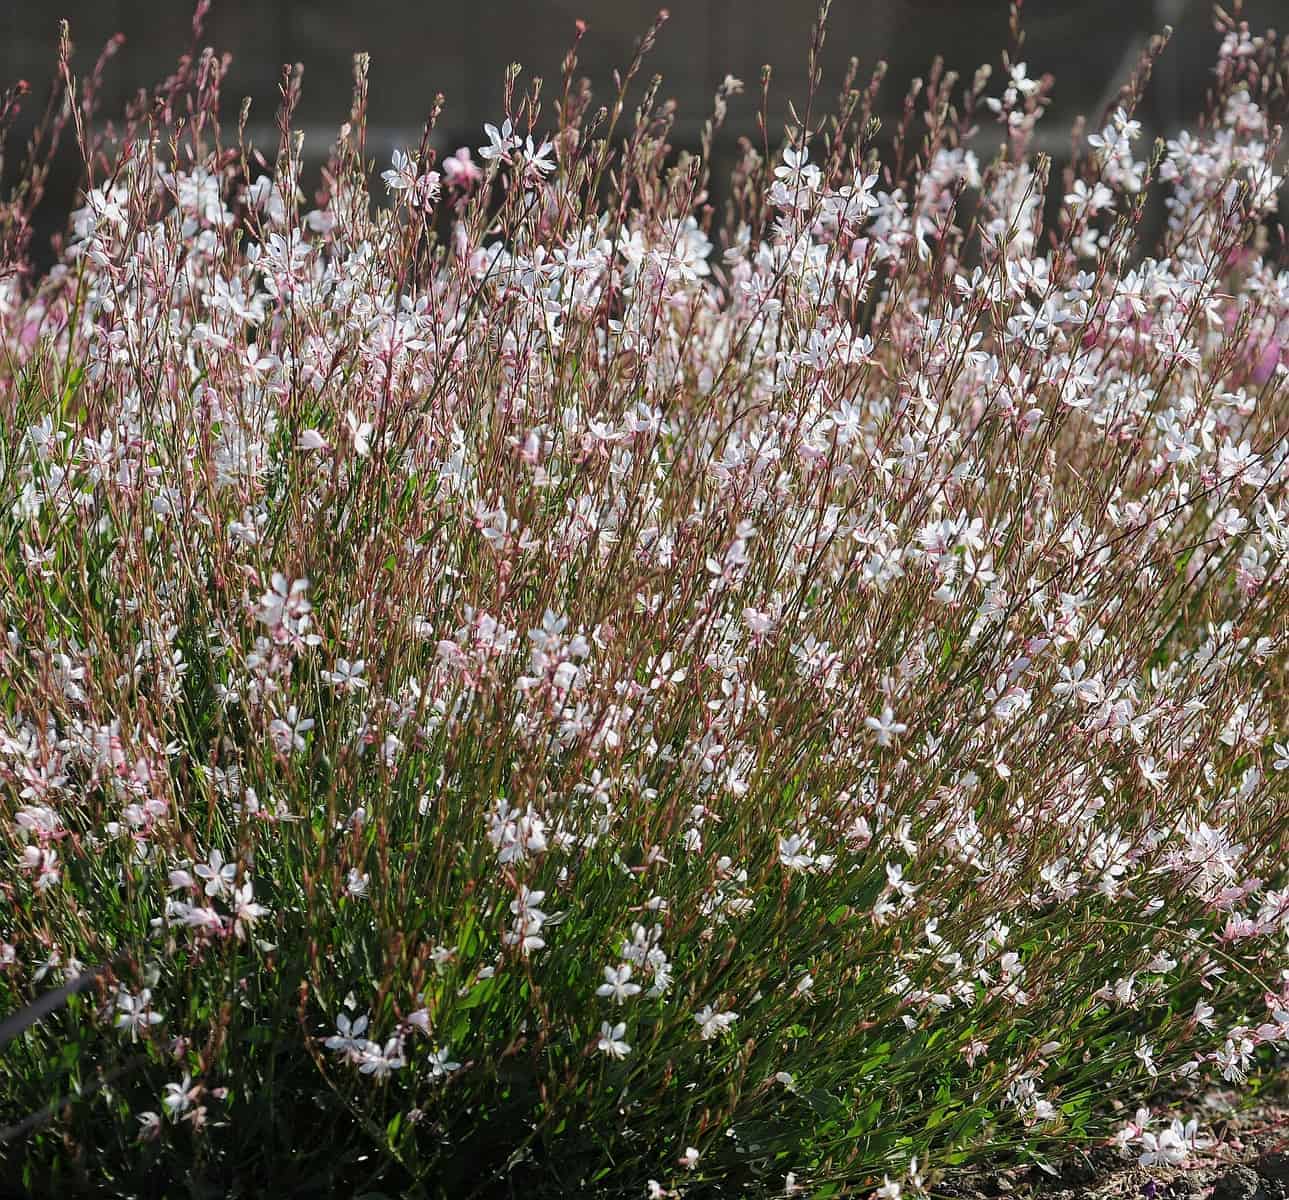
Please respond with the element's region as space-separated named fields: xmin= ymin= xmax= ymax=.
xmin=2 ymin=0 xmax=1285 ymax=242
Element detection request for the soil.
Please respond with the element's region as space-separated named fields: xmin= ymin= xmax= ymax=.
xmin=939 ymin=1090 xmax=1289 ymax=1200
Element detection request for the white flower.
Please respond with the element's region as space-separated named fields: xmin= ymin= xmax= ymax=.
xmin=779 ymin=833 xmax=815 ymax=871
xmin=269 ymin=705 xmax=314 ymax=754
xmin=115 ymin=988 xmax=163 ymax=1037
xmin=520 ymin=136 xmax=556 ymax=179
xmin=774 ymin=145 xmax=820 ymax=189
xmin=359 ymin=1036 xmax=406 ymax=1078
xmin=596 ymin=964 xmax=642 ymax=1004
xmin=345 ymin=410 xmax=373 ymax=457
xmin=865 ymin=705 xmax=908 ymax=747
xmin=324 ymin=1012 xmax=370 ymax=1062
xmin=162 ymin=1075 xmax=198 ymax=1117
xmin=321 ymin=658 xmax=368 ymax=693
xmin=1139 ymin=1119 xmax=1199 ymax=1168
xmin=382 ymin=148 xmax=416 ymax=193
xmin=1137 ymin=756 xmax=1167 ymax=789
xmin=694 ymin=1005 xmax=739 ymax=1040
xmin=193 ymin=848 xmax=237 ymax=897
xmin=597 ymin=1021 xmax=631 ymax=1059
xmin=231 ymin=880 xmax=269 ymax=939
xmin=255 ymin=573 xmax=310 ymax=631
xmin=428 ymin=1045 xmax=462 ymax=1079
xmin=18 ymin=845 xmax=59 ymax=891
xmin=479 ymin=119 xmax=517 ymax=163
xmin=346 ymin=869 xmax=370 ymax=897
xmin=381 ymin=151 xmax=439 ymax=204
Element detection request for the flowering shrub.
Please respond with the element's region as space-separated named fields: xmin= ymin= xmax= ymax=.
xmin=1 ymin=5 xmax=1287 ymax=1197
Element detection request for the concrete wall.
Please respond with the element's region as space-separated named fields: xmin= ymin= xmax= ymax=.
xmin=5 ymin=0 xmax=1280 ymax=158
xmin=3 ymin=0 xmax=1284 ymax=262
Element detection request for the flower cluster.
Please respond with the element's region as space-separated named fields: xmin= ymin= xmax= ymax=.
xmin=0 ymin=7 xmax=1286 ymax=1197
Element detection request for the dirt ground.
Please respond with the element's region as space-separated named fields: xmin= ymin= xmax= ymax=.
xmin=938 ymin=1090 xmax=1289 ymax=1200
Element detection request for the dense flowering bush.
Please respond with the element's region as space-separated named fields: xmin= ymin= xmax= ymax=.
xmin=1 ymin=4 xmax=1287 ymax=1196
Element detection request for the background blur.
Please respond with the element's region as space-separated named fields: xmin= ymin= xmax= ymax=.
xmin=2 ymin=0 xmax=1285 ymax=238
